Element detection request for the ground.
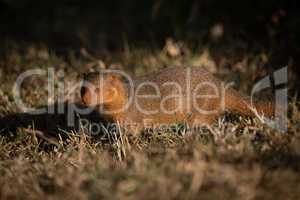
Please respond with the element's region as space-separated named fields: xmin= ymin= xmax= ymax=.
xmin=0 ymin=41 xmax=299 ymax=200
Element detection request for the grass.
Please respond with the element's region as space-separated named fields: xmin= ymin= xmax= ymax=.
xmin=0 ymin=40 xmax=299 ymax=200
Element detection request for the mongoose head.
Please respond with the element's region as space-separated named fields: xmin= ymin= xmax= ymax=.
xmin=81 ymin=71 xmax=124 ymax=106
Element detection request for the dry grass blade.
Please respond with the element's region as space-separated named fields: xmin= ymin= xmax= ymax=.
xmin=22 ymin=128 xmax=59 ymax=146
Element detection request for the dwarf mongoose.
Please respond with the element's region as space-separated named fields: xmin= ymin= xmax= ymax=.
xmin=80 ymin=66 xmax=274 ymax=134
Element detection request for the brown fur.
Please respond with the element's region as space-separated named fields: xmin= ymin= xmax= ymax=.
xmin=81 ymin=66 xmax=275 ymax=134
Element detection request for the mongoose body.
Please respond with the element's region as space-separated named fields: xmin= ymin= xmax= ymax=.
xmin=81 ymin=66 xmax=274 ymax=134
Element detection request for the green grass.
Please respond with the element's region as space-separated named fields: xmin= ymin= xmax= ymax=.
xmin=0 ymin=42 xmax=299 ymax=200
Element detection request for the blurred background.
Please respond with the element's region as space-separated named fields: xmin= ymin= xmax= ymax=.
xmin=0 ymin=0 xmax=299 ymax=94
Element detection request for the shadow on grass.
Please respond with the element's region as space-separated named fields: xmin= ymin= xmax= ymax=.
xmin=0 ymin=102 xmax=110 ymax=143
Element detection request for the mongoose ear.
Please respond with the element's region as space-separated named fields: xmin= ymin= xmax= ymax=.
xmin=108 ymin=73 xmax=123 ymax=82
xmin=110 ymin=74 xmax=120 ymax=80
xmin=104 ymin=87 xmax=119 ymax=103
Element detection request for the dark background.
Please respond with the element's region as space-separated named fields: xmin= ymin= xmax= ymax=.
xmin=0 ymin=0 xmax=299 ymax=90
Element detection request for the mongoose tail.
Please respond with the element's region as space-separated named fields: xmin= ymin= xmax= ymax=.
xmin=225 ymin=89 xmax=275 ymax=118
